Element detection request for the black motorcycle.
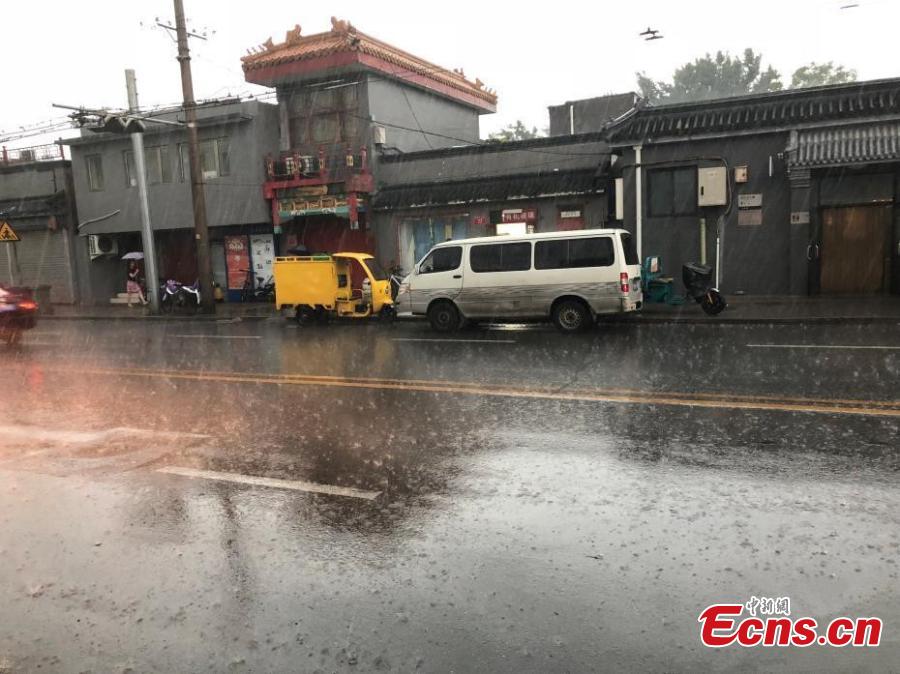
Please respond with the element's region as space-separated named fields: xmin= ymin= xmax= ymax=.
xmin=682 ymin=262 xmax=727 ymax=316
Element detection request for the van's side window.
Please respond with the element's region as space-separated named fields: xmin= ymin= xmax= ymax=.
xmin=419 ymin=246 xmax=461 ymax=274
xmin=534 ymin=237 xmax=615 ymax=269
xmin=470 ymin=242 xmax=531 ymax=273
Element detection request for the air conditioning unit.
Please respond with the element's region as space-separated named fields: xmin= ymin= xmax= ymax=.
xmin=372 ymin=125 xmax=387 ymax=146
xmin=88 ymin=234 xmax=118 ymax=259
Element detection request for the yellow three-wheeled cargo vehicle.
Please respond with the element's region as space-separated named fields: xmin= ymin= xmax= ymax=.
xmin=273 ymin=252 xmax=395 ymax=324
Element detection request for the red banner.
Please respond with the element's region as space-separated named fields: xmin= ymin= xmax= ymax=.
xmin=225 ymin=235 xmax=250 ymax=290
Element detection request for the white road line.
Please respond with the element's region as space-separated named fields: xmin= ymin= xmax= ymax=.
xmin=747 ymin=344 xmax=900 ymax=351
xmin=392 ymin=338 xmax=517 ymax=344
xmin=157 ymin=466 xmax=381 ymax=500
xmin=171 ymin=334 xmax=262 ymax=340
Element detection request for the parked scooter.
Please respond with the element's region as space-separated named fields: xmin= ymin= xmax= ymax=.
xmin=251 ymin=275 xmax=275 ymax=302
xmin=159 ymin=279 xmax=183 ymax=313
xmin=178 ymin=281 xmax=201 ymax=311
xmin=682 ymin=262 xmax=727 ymax=316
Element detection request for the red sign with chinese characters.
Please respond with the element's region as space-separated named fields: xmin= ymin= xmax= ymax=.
xmin=225 ymin=235 xmax=250 ymax=290
xmin=472 ymin=215 xmax=488 ymax=226
xmin=501 ymin=208 xmax=537 ymax=224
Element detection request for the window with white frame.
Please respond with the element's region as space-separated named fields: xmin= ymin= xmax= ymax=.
xmin=181 ymin=138 xmax=230 ymax=181
xmin=85 ymin=154 xmax=104 ymax=191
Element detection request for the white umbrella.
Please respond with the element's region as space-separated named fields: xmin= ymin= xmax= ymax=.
xmin=121 ymin=252 xmax=144 ymax=260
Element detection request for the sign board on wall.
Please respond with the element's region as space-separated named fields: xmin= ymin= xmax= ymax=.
xmin=501 ymin=208 xmax=537 ymax=224
xmin=738 ymin=193 xmax=763 ymax=209
xmin=225 ymin=235 xmax=250 ymax=290
xmin=790 ymin=211 xmax=810 ymax=225
xmin=472 ymin=215 xmax=488 ymax=227
xmin=738 ymin=209 xmax=763 ymax=226
xmin=249 ymin=234 xmax=275 ymax=286
xmin=559 ymin=210 xmax=582 ymax=219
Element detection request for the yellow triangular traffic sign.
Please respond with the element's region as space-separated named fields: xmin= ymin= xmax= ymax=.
xmin=0 ymin=221 xmax=20 ymax=242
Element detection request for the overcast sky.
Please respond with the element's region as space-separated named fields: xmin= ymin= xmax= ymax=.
xmin=2 ymin=0 xmax=897 ymax=147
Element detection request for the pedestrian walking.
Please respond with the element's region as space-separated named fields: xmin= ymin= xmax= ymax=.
xmin=126 ymin=261 xmax=148 ymax=306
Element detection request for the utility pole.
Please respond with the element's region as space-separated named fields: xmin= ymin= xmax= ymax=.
xmin=125 ymin=69 xmax=161 ymax=313
xmin=173 ymin=0 xmax=215 ymax=313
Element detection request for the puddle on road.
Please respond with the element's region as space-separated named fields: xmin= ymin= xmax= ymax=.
xmin=0 ymin=424 xmax=212 ymax=477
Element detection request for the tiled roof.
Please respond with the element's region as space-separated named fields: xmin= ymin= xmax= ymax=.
xmin=607 ymin=78 xmax=900 ymax=144
xmin=242 ymin=18 xmax=497 ymax=107
xmin=788 ymin=122 xmax=900 ymax=167
xmin=372 ymin=170 xmax=603 ymax=210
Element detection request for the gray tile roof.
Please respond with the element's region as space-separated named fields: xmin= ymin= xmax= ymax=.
xmin=787 ymin=123 xmax=900 ymax=167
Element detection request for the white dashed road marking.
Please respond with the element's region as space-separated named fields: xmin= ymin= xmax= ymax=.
xmin=747 ymin=344 xmax=900 ymax=351
xmin=392 ymin=338 xmax=517 ymax=344
xmin=171 ymin=334 xmax=262 ymax=340
xmin=157 ymin=466 xmax=381 ymax=500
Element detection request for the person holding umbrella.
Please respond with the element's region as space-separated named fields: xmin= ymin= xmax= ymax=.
xmin=123 ymin=252 xmax=148 ymax=306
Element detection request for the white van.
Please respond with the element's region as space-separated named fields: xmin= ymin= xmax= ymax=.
xmin=396 ymin=228 xmax=643 ymax=332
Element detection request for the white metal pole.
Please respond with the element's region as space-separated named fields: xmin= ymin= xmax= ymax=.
xmin=125 ymin=69 xmax=160 ymax=313
xmin=634 ymin=145 xmax=643 ymax=259
xmin=5 ymin=244 xmax=14 ymax=285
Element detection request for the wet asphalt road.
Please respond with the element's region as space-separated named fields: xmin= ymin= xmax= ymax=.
xmin=1 ymin=317 xmax=899 ymax=673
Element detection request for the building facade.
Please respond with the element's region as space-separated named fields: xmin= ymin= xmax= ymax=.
xmin=371 ymin=134 xmax=613 ymax=272
xmin=65 ymin=99 xmax=279 ymax=303
xmin=0 ymin=144 xmax=81 ymax=304
xmin=605 ymin=79 xmax=900 ymax=296
xmin=240 ymin=17 xmax=497 ymax=260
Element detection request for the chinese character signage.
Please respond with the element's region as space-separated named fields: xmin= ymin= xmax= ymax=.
xmin=501 ymin=208 xmax=537 ymax=224
xmin=225 ymin=235 xmax=250 ymax=290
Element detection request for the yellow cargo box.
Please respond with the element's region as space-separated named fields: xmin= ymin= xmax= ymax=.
xmin=273 ymin=253 xmax=394 ymax=323
xmin=274 ymin=256 xmax=344 ymax=310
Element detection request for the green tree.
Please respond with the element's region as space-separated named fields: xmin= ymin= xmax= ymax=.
xmin=790 ymin=62 xmax=857 ymax=89
xmin=488 ymin=120 xmax=543 ymax=142
xmin=637 ymin=48 xmax=783 ymax=105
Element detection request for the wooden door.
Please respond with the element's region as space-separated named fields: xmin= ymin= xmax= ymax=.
xmin=820 ymin=205 xmax=890 ymax=294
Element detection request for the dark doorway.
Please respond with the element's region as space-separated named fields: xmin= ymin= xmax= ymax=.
xmin=820 ymin=205 xmax=891 ymax=294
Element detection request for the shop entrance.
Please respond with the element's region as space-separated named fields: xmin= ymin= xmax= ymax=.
xmin=819 ymin=205 xmax=891 ymax=294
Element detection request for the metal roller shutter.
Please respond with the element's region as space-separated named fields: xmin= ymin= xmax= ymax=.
xmin=0 ymin=229 xmax=76 ymax=303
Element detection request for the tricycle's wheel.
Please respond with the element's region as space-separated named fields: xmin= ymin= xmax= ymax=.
xmin=295 ymin=306 xmax=316 ymax=326
xmin=427 ymin=300 xmax=460 ymax=333
xmin=701 ymin=290 xmax=727 ymax=316
xmin=379 ymin=305 xmax=396 ymax=325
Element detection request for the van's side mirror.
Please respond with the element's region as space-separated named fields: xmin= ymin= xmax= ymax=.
xmin=413 ymin=264 xmax=420 ymax=275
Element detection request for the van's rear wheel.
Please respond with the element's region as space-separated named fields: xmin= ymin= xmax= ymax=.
xmin=552 ymin=299 xmax=590 ymax=333
xmin=427 ymin=301 xmax=460 ymax=333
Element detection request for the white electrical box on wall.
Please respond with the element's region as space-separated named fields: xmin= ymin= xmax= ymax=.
xmin=697 ymin=167 xmax=728 ymax=206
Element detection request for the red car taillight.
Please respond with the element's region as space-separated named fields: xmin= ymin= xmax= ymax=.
xmin=18 ymin=300 xmax=38 ymax=311
xmin=620 ymin=272 xmax=630 ymax=294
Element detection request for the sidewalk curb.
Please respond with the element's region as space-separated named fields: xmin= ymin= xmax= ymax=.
xmin=38 ymin=313 xmax=898 ymax=326
xmin=610 ymin=316 xmax=900 ymax=326
xmin=39 ymin=314 xmax=274 ymax=323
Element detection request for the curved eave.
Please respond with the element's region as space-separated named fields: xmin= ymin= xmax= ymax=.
xmin=244 ymin=51 xmax=496 ymax=113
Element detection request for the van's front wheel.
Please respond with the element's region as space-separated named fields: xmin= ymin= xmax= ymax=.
xmin=427 ymin=301 xmax=460 ymax=333
xmin=552 ymin=299 xmax=590 ymax=333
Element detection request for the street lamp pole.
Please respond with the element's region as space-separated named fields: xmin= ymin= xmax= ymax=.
xmin=173 ymin=0 xmax=215 ymax=313
xmin=125 ymin=69 xmax=160 ymax=313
